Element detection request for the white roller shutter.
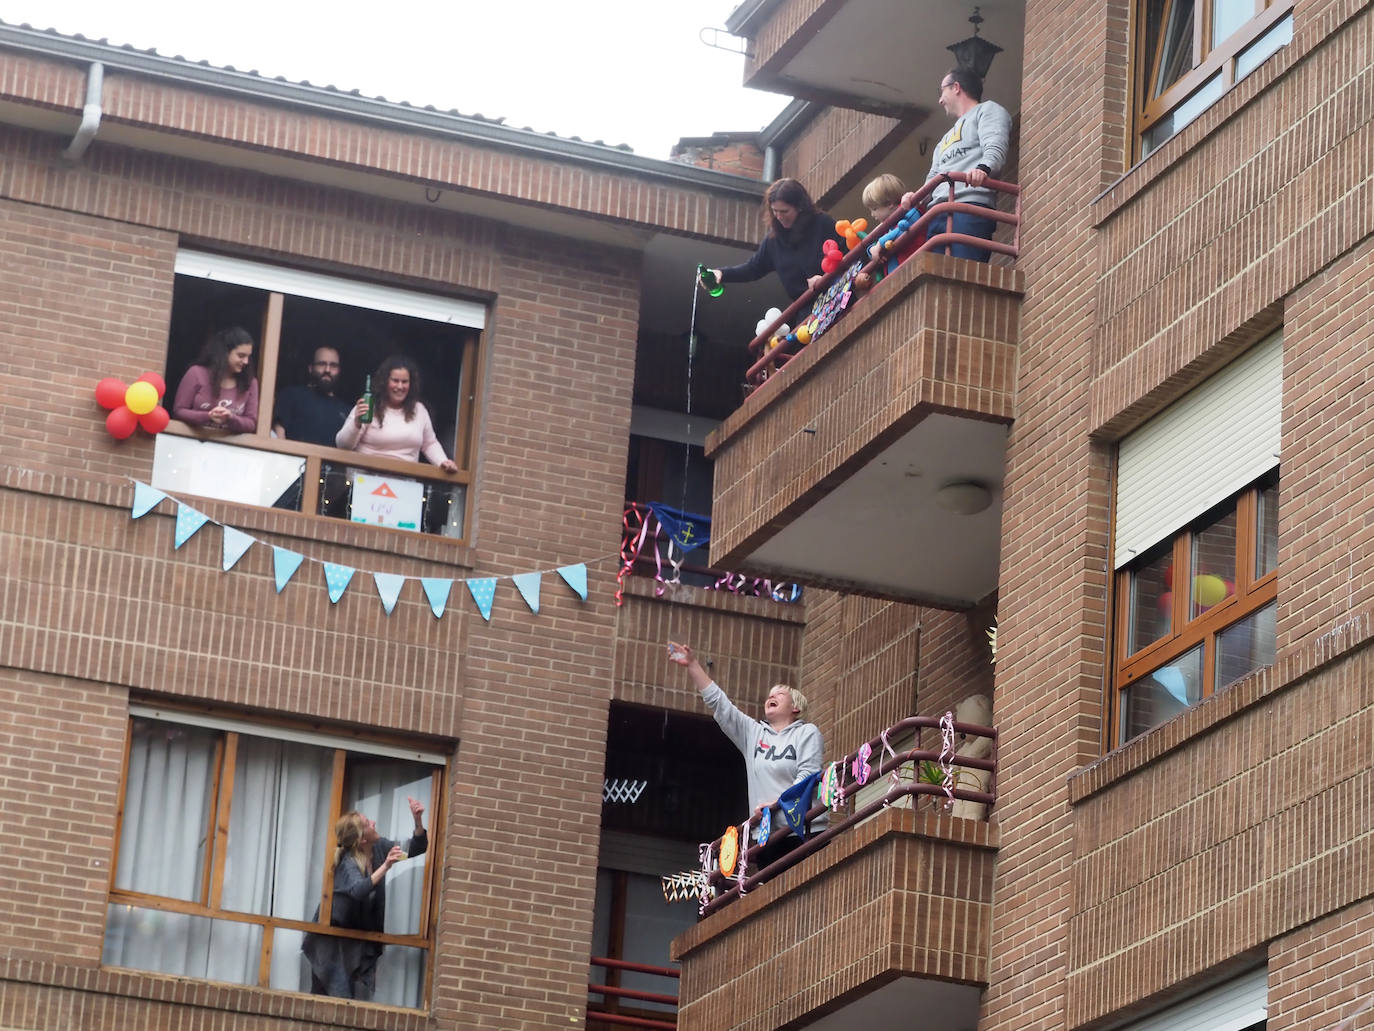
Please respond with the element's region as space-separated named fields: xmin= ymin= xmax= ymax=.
xmin=1115 ymin=332 xmax=1281 ymax=568
xmin=175 ymin=249 xmax=486 ymax=329
xmin=1116 ymin=967 xmax=1267 ymax=1031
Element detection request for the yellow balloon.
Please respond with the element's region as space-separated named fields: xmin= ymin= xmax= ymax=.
xmin=1193 ymin=574 xmax=1230 ymax=608
xmin=796 ymin=324 xmax=812 ymax=345
xmin=125 ymin=380 xmax=159 ymax=416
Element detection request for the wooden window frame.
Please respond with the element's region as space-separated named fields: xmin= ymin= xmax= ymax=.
xmin=1133 ymin=0 xmax=1294 ymax=157
xmin=106 ymin=712 xmax=447 ymax=1006
xmin=1111 ymin=475 xmax=1277 ymax=745
xmin=163 ymin=266 xmax=483 ymax=544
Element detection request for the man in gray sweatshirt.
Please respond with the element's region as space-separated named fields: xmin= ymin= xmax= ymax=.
xmin=667 ymin=642 xmax=826 ymax=859
xmin=925 ymin=67 xmax=1013 ymax=262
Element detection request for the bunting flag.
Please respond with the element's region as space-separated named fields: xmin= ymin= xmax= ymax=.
xmin=132 ymin=483 xmax=167 ymax=519
xmin=322 ymin=563 xmax=355 ymax=604
xmin=646 ymin=503 xmax=710 ymax=553
xmin=221 ymin=526 xmax=255 ymax=571
xmin=421 ymin=577 xmax=453 ymax=619
xmin=374 ymin=572 xmax=406 ymax=615
xmin=273 ymin=546 xmax=305 ymax=593
xmin=466 ymin=577 xmax=497 ymax=621
xmin=174 ymin=504 xmax=210 ymax=549
xmin=558 ymin=563 xmax=588 ymax=601
xmin=126 ymin=480 xmax=596 ymax=619
xmin=511 ymin=571 xmax=541 ymax=613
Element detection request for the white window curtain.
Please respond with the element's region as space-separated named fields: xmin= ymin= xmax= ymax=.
xmin=105 ymin=718 xmax=432 ymax=1008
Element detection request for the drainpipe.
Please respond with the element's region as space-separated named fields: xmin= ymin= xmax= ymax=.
xmin=63 ymin=61 xmax=104 ymax=161
xmin=762 ymin=145 xmax=778 ymax=183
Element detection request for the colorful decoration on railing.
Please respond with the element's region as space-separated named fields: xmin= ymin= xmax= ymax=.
xmin=96 ymin=373 xmax=171 ymax=440
xmin=710 ymin=572 xmax=802 ymax=603
xmin=879 ymin=728 xmax=905 ymax=804
xmin=735 ymin=820 xmax=749 ymax=894
xmin=718 ymin=825 xmax=740 ymax=879
xmin=777 ymin=770 xmax=824 ymax=840
xmin=755 ymin=307 xmax=790 ymax=352
xmin=851 ymin=741 xmax=873 ymax=786
xmin=938 ymin=711 xmax=958 ymax=810
xmin=820 ymin=238 xmax=844 ymax=276
xmin=129 ymin=480 xmax=590 ymax=619
xmin=834 ymin=217 xmax=868 ymax=251
xmin=602 ymin=778 xmax=648 ymax=804
xmin=661 ymin=870 xmax=711 ymax=905
xmin=755 ymin=806 xmax=771 ymax=846
xmin=820 ymin=762 xmax=842 ymax=810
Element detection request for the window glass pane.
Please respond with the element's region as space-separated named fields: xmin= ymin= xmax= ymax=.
xmin=115 ymin=718 xmax=218 ymax=901
xmin=341 ymin=758 xmax=435 ymax=938
xmin=1191 ymin=503 xmax=1237 ymax=617
xmin=1216 ymin=602 xmax=1276 ymax=689
xmin=222 ymin=735 xmax=335 ymax=920
xmin=152 ymin=435 xmax=305 ymax=510
xmin=103 ymin=905 xmax=262 ymax=985
xmin=1120 ymin=644 xmax=1203 ymax=742
xmin=1236 ymin=12 xmax=1293 ymax=79
xmin=1153 ymin=0 xmax=1197 ymax=96
xmin=1128 ymin=543 xmax=1174 ymax=653
xmin=1256 ymin=479 xmax=1278 ymax=577
xmin=1211 ymin=0 xmax=1253 ymax=50
xmin=320 ymin=460 xmax=466 ymax=538
xmin=1144 ymin=72 xmax=1226 ymax=154
xmin=373 ymin=944 xmax=428 ymax=1008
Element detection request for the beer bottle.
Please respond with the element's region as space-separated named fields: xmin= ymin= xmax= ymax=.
xmin=360 ymin=374 xmax=374 ymax=425
xmin=697 ymin=264 xmax=724 ymax=298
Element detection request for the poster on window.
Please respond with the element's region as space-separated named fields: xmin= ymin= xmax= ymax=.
xmin=351 ymin=473 xmax=423 ymax=531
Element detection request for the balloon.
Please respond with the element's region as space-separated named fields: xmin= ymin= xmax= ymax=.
xmin=95 ymin=377 xmax=127 ymax=410
xmin=1193 ymin=574 xmax=1230 ymax=609
xmin=136 ymin=371 xmax=167 ymax=399
xmin=138 ymin=406 xmax=170 ymax=434
xmin=125 ymin=380 xmax=159 ymax=416
xmin=754 ymin=307 xmax=783 ymax=337
xmin=106 ymin=406 xmax=139 ymax=440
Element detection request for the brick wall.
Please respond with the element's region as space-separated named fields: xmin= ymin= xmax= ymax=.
xmin=780 ymin=107 xmax=914 ymax=206
xmin=1268 ymin=897 xmax=1374 ymax=1031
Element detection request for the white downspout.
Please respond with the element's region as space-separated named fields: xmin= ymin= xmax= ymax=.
xmin=63 ymin=61 xmax=104 ymax=161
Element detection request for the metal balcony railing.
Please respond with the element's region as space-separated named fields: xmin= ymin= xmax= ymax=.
xmin=692 ymin=712 xmax=998 ymax=916
xmin=745 ymin=171 xmax=1021 ymax=386
xmin=617 ymin=501 xmax=802 ymax=605
xmin=587 ymin=956 xmax=680 ymax=1030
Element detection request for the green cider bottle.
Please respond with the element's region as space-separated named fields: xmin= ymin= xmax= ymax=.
xmin=697 ymin=263 xmax=724 ymax=298
xmin=360 ymin=374 xmax=374 ymax=424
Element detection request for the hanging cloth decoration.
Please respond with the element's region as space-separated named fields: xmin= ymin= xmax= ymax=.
xmin=221 ymin=526 xmax=254 ymax=572
xmin=373 ymin=572 xmax=406 ymax=615
xmin=756 ymin=806 xmax=771 ymax=846
xmin=174 ymin=504 xmax=209 ymax=549
xmin=938 ymin=711 xmax=958 ymax=810
xmin=851 ymin=741 xmax=873 ymax=785
xmin=820 ymin=762 xmax=843 ymax=810
xmin=777 ymin=770 xmax=824 ymax=840
xmin=645 ymin=503 xmax=710 ymax=553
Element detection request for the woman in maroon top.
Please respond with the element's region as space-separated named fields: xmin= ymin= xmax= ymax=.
xmin=172 ymin=326 xmax=260 ymax=433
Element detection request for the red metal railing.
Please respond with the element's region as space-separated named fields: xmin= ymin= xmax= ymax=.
xmin=696 ymin=713 xmax=997 ymax=916
xmin=617 ymin=501 xmax=802 ymax=604
xmin=745 ymin=171 xmax=1021 ymax=386
xmin=587 ymin=956 xmax=680 ymax=1030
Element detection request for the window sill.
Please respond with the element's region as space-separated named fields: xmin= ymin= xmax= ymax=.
xmin=0 ymin=954 xmax=429 ymax=1030
xmin=1071 ymin=605 xmax=1374 ymax=804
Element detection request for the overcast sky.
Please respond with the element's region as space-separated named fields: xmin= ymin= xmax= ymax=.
xmin=0 ymin=0 xmax=790 ymax=160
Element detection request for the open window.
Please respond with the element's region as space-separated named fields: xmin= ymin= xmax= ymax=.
xmin=155 ymin=251 xmax=484 ymax=539
xmin=1111 ymin=333 xmax=1280 ymax=744
xmin=104 ymin=706 xmax=447 ymax=1007
xmin=1135 ymin=0 xmax=1292 ymax=157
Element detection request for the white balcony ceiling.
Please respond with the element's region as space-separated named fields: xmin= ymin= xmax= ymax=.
xmin=745 ymin=413 xmax=1008 ymax=607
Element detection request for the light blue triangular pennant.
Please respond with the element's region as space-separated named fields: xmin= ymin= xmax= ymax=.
xmin=511 ymin=571 xmax=541 ymax=614
xmin=273 ymin=547 xmax=305 ymax=593
xmin=323 ymin=562 xmax=355 ymax=604
xmin=421 ymin=578 xmax=453 ymax=619
xmin=374 ymin=572 xmax=406 ymax=615
xmin=221 ymin=526 xmax=255 ymax=571
xmin=557 ymin=563 xmax=588 ymax=601
xmin=174 ymin=504 xmax=210 ymax=549
xmin=466 ymin=577 xmax=497 ymax=622
xmin=132 ymin=482 xmax=167 ymax=519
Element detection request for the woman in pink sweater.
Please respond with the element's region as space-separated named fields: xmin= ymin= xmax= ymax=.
xmin=335 ymin=356 xmax=457 ymax=472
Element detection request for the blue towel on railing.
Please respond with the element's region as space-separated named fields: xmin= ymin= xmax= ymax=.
xmin=647 ymin=503 xmax=710 ymax=553
xmin=777 ymin=771 xmax=824 ymax=840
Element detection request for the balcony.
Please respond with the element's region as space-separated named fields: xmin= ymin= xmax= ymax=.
xmin=704 ymin=184 xmax=1023 ymax=607
xmin=670 ymin=714 xmax=998 ymax=1031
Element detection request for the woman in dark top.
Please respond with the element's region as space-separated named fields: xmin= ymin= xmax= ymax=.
xmin=302 ymin=797 xmax=428 ymax=1001
xmin=705 ymin=178 xmax=845 ymax=300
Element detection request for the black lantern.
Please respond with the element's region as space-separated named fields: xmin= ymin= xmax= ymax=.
xmin=946 ymin=7 xmax=1003 ymax=80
